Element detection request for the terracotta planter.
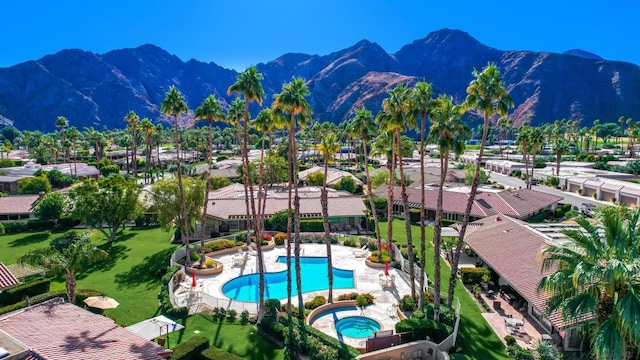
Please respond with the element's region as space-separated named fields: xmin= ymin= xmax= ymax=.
xmin=186 ymin=260 xmax=224 ymax=276
xmin=365 ymin=258 xmax=395 ymax=269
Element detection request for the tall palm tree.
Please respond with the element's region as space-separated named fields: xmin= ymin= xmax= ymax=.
xmin=410 ymin=81 xmax=433 ymax=308
xmin=496 ymin=117 xmax=513 ymax=159
xmin=382 ymin=83 xmax=417 ymax=298
xmin=160 ymin=86 xmax=190 ymax=256
xmin=55 ymin=116 xmax=69 ymax=163
xmin=65 ymin=126 xmax=80 ymax=176
xmin=526 ymin=126 xmax=544 ymax=189
xmin=139 ymin=118 xmax=154 ymax=184
xmin=427 ymin=95 xmax=470 ymax=321
xmin=539 ymin=206 xmax=640 ymax=360
xmin=227 ymin=98 xmax=252 ymax=240
xmin=551 ymin=120 xmax=569 ymax=177
xmin=228 ymin=66 xmax=265 ymax=243
xmin=347 ymin=107 xmax=381 ymax=254
xmin=18 ymin=235 xmax=108 ymax=304
xmin=273 ymin=77 xmax=312 ymax=321
xmin=124 ymin=111 xmax=140 ymax=178
xmin=154 ymin=124 xmax=164 ymax=180
xmin=448 ymin=63 xmax=513 ymax=305
xmin=317 ymin=132 xmax=340 ymax=303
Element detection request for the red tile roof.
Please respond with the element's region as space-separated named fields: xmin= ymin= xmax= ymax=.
xmin=463 ymin=215 xmax=569 ymax=329
xmin=0 ymin=262 xmax=19 ymax=290
xmin=0 ymin=195 xmax=39 ymax=214
xmin=0 ymin=298 xmax=169 ymax=359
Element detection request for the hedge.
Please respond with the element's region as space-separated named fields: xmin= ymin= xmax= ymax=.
xmin=0 ymin=279 xmax=51 ymax=306
xmin=158 ymin=266 xmax=189 ymax=319
xmin=170 ymin=335 xmax=209 ymax=360
xmin=0 ymin=289 xmax=104 ymax=316
xmin=459 ymin=267 xmax=491 ymax=285
xmin=200 ymin=347 xmax=243 ymax=360
xmin=300 ymin=219 xmax=323 ymax=232
xmin=395 ymin=317 xmax=452 ymax=343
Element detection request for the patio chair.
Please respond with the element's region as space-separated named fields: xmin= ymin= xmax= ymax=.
xmin=352 ymin=245 xmax=368 ymax=257
xmin=247 ymin=244 xmax=257 ymax=256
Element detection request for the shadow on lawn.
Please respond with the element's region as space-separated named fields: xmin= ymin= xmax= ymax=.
xmin=114 ymin=247 xmax=176 ymax=290
xmin=8 ymin=232 xmax=51 ymax=247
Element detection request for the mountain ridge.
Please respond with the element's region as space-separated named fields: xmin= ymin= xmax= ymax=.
xmin=0 ymin=28 xmax=638 ymax=132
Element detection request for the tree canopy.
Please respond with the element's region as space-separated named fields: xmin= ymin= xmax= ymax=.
xmin=148 ymin=177 xmax=205 ymax=235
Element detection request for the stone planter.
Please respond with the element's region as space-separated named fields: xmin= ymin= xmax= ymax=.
xmin=365 ymin=258 xmax=395 ymax=269
xmin=186 ymin=258 xmax=223 ymax=276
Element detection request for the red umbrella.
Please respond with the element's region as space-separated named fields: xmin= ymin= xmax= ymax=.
xmin=191 ymin=272 xmax=196 ymax=288
xmin=385 ymin=262 xmax=389 ymax=276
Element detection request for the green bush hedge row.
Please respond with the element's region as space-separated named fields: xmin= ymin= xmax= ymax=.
xmin=200 ymin=347 xmax=244 ymax=360
xmin=1 ymin=217 xmax=80 ymax=233
xmin=459 ymin=267 xmax=491 ymax=285
xmin=0 ymin=289 xmax=104 ymax=316
xmin=158 ymin=266 xmax=189 ymax=319
xmin=170 ymin=335 xmax=209 ymax=360
xmin=300 ymin=219 xmax=324 ymax=232
xmin=0 ymin=279 xmax=50 ymax=306
xmin=202 ymin=239 xmax=239 ymax=253
xmin=395 ymin=317 xmax=452 ymax=343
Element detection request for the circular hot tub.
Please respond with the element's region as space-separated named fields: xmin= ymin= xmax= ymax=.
xmin=334 ymin=316 xmax=381 ymax=339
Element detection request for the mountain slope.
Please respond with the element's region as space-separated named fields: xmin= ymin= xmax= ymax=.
xmin=0 ymin=29 xmax=638 ymax=131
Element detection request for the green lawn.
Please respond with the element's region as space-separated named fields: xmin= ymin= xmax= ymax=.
xmin=379 ymin=221 xmax=510 ymax=360
xmin=0 ymin=227 xmax=285 ymax=360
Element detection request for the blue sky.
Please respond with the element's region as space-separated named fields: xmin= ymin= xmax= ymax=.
xmin=1 ymin=0 xmax=638 ymax=70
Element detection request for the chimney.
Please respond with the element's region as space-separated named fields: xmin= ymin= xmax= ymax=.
xmin=38 ymin=191 xmax=46 ymax=200
xmin=496 ymin=216 xmax=501 ymax=221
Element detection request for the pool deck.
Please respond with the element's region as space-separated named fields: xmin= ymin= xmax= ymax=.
xmin=182 ymin=243 xmax=412 ymax=347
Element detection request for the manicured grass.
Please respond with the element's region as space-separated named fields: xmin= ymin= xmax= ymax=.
xmin=379 ymin=221 xmax=510 ymax=360
xmin=0 ymin=227 xmax=285 ymax=359
xmin=170 ymin=314 xmax=285 ymax=360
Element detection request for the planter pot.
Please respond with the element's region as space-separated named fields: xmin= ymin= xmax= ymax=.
xmin=186 ymin=259 xmax=224 ymax=276
xmin=365 ymin=258 xmax=395 ymax=269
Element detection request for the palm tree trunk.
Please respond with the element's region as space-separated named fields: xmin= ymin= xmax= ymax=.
xmin=433 ymin=151 xmax=449 ymax=321
xmin=173 ymin=116 xmax=190 ymax=261
xmin=255 ymin=131 xmax=267 ymax=323
xmin=66 ymin=270 xmax=76 ymax=305
xmin=445 ymin=114 xmax=490 ymax=305
xmin=157 ymin=138 xmax=162 ymax=180
xmin=397 ymin=130 xmax=415 ymax=298
xmin=132 ymin=129 xmax=137 ymax=179
xmin=285 ymin=117 xmax=294 ymax=356
xmin=529 ymin=148 xmax=537 ymax=190
xmin=293 ymin=139 xmax=304 ymax=321
xmin=363 ymin=138 xmax=382 ymax=256
xmin=386 ymin=135 xmax=396 ymax=261
xmin=237 ymin=121 xmax=252 ymax=242
xmin=418 ymin=112 xmax=427 ymax=309
xmin=322 ymin=156 xmax=333 ymax=303
xmin=199 ymin=121 xmax=214 ymax=268
xmin=556 ymin=151 xmax=561 ymax=177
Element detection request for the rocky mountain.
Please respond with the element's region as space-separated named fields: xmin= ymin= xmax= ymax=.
xmin=0 ymin=28 xmax=638 ymax=132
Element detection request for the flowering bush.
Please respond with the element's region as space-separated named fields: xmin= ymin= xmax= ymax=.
xmin=273 ymin=232 xmax=287 ymax=245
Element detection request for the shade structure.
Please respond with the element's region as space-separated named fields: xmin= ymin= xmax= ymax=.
xmin=125 ymin=315 xmax=185 ymax=341
xmin=385 ymin=262 xmax=389 ymax=276
xmin=83 ymin=295 xmax=120 ymax=309
xmin=191 ymin=272 xmax=196 ymax=287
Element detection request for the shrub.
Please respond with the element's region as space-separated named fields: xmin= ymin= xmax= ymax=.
xmin=213 ymin=307 xmax=227 ymax=320
xmin=412 ymin=309 xmax=425 ymax=319
xmin=342 ymin=237 xmax=358 ymax=247
xmin=511 ymin=169 xmax=522 ymax=177
xmin=0 ymin=158 xmax=15 ymax=168
xmin=18 ymin=176 xmax=52 ymax=194
xmin=399 ymin=295 xmax=417 ymax=311
xmin=336 ymin=292 xmax=358 ymax=301
xmin=240 ymin=310 xmax=251 ymax=324
xmin=304 ymin=296 xmax=327 ymax=310
xmin=273 ymin=232 xmax=287 ymax=246
xmin=216 ymin=155 xmax=229 ymax=162
xmin=460 ymin=267 xmax=491 ymax=285
xmin=0 ymin=289 xmax=103 ymax=316
xmin=158 ymin=266 xmax=188 ymax=319
xmin=395 ymin=317 xmax=452 ymax=343
xmin=504 ymin=334 xmax=517 ymax=346
xmin=202 ymin=259 xmax=217 ymax=268
xmin=356 ymin=293 xmax=375 ymax=307
xmin=0 ymin=279 xmax=51 ymax=306
xmin=200 ymin=347 xmax=244 ymax=360
xmin=170 ymin=335 xmax=209 ymax=360
xmin=0 ymin=223 xmax=4 ymax=235
xmin=203 ymin=239 xmax=238 ymax=253
xmin=506 ymin=345 xmax=535 ymax=360
xmin=546 ymin=176 xmax=560 ymax=187
xmin=300 ymin=219 xmax=324 ymax=232
xmin=226 ymin=309 xmax=237 ymax=322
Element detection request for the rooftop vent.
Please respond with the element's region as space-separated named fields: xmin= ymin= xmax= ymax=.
xmin=496 ymin=216 xmax=502 ymax=221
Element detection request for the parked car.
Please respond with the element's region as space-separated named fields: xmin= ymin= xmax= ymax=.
xmin=581 ymin=203 xmax=596 ymax=217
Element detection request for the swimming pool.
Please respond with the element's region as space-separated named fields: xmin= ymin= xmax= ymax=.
xmin=335 ymin=316 xmax=381 ymax=338
xmin=222 ymin=256 xmax=355 ymax=302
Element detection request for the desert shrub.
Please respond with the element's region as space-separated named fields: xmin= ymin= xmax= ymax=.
xmin=336 ymin=292 xmax=358 ymax=301
xmin=170 ymin=335 xmax=209 ymax=360
xmin=305 ymin=296 xmax=327 ymax=310
xmin=459 ymin=267 xmax=491 ymax=285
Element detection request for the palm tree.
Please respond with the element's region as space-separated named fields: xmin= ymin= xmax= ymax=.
xmin=18 ymin=234 xmax=108 ymax=304
xmin=496 ymin=117 xmax=513 ymax=159
xmin=140 ymin=118 xmax=154 ymax=184
xmin=65 ymin=126 xmax=80 ymax=176
xmin=160 ymin=86 xmax=191 ymax=256
xmin=591 ymin=119 xmax=601 ymax=154
xmin=347 ymin=107 xmax=381 ymax=254
xmin=410 ymin=81 xmax=433 ymax=308
xmin=427 ymin=95 xmax=470 ymax=321
xmin=448 ymin=63 xmax=513 ymax=305
xmin=273 ymin=77 xmax=312 ymax=321
xmin=228 ymin=66 xmax=265 ymax=243
xmin=539 ymin=206 xmax=640 ymax=360
xmin=55 ymin=116 xmax=69 ymax=163
xmin=317 ymin=132 xmax=340 ymax=303
xmin=382 ymin=83 xmax=417 ymax=298
xmin=154 ymin=124 xmax=164 ymax=180
xmin=227 ymin=98 xmax=252 ymax=240
xmin=551 ymin=120 xmax=569 ymax=177
xmin=194 ymin=95 xmax=225 ymax=268
xmin=124 ymin=111 xmax=140 ymax=178
xmin=526 ymin=126 xmax=544 ymax=189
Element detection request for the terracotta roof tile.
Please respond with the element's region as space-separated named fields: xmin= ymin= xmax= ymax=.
xmin=0 ymin=299 xmax=169 ymax=359
xmin=0 ymin=262 xmax=20 ymax=290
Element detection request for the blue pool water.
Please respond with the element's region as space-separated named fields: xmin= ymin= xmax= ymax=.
xmin=222 ymin=256 xmax=355 ymax=302
xmin=335 ymin=316 xmax=381 ymax=338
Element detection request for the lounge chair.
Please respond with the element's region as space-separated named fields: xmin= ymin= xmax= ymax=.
xmin=352 ymin=245 xmax=368 ymax=257
xmin=247 ymin=244 xmax=257 ymax=256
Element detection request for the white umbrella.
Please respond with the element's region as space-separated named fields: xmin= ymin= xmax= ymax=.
xmin=83 ymin=295 xmax=120 ymax=309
